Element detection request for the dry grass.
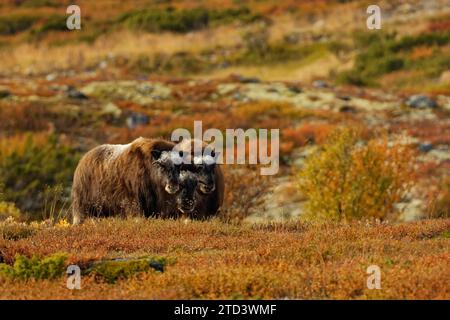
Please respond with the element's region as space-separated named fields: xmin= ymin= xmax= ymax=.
xmin=0 ymin=218 xmax=448 ymax=299
xmin=0 ymin=0 xmax=390 ymax=77
xmin=0 ymin=102 xmax=51 ymax=133
xmin=0 ymin=26 xmax=244 ymax=74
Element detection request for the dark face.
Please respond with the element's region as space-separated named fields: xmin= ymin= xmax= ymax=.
xmin=181 ymin=162 xmax=216 ymax=194
xmin=194 ymin=162 xmax=216 ymax=194
xmin=176 ymin=171 xmax=198 ymax=214
xmin=181 ymin=149 xmax=217 ymax=194
xmin=195 ymin=149 xmax=217 ymax=194
xmin=152 ymin=150 xmax=182 ymax=194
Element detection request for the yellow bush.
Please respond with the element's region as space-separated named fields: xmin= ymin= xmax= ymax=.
xmin=0 ymin=201 xmax=22 ymax=220
xmin=298 ymin=128 xmax=415 ymax=221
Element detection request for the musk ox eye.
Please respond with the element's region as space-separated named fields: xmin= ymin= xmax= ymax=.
xmin=151 ymin=149 xmax=162 ymax=160
xmin=203 ymin=154 xmax=216 ymax=165
xmin=169 ymin=150 xmax=183 ymax=165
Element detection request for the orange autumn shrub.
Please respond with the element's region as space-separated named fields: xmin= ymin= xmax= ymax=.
xmin=428 ymin=20 xmax=450 ymax=32
xmin=232 ymin=101 xmax=305 ymax=125
xmin=410 ymin=46 xmax=434 ymax=60
xmin=298 ymin=128 xmax=415 ymax=221
xmin=0 ymin=132 xmax=50 ymax=157
xmin=0 ymin=102 xmax=50 ymax=133
xmin=282 ymin=123 xmax=334 ymax=148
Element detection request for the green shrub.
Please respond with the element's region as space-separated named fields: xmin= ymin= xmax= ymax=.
xmin=209 ymin=7 xmax=261 ymax=25
xmin=36 ymin=15 xmax=67 ymax=33
xmin=0 ymin=135 xmax=79 ymax=218
xmin=130 ymin=51 xmax=207 ymax=74
xmin=338 ymin=30 xmax=450 ymax=86
xmin=408 ymin=52 xmax=450 ymax=77
xmin=88 ymin=257 xmax=169 ymax=283
xmin=298 ymin=128 xmax=415 ymax=222
xmin=337 ymin=32 xmax=403 ymax=85
xmin=0 ymin=253 xmax=67 ymax=280
xmin=0 ymin=201 xmax=22 ymax=221
xmin=118 ymin=7 xmax=209 ymax=33
xmin=390 ymin=31 xmax=450 ymax=51
xmin=28 ymin=14 xmax=67 ymax=40
xmin=239 ymin=30 xmax=329 ymax=66
xmin=0 ymin=15 xmax=37 ymax=35
xmin=118 ymin=7 xmax=260 ymax=33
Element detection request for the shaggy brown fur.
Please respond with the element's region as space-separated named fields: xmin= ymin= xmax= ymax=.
xmin=71 ymin=137 xmax=180 ymax=224
xmin=175 ymin=138 xmax=225 ymax=219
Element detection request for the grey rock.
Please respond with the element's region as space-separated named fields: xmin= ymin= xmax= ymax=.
xmin=126 ymin=112 xmax=149 ymax=129
xmin=218 ymin=61 xmax=231 ymax=69
xmin=233 ymin=92 xmax=244 ymax=101
xmin=418 ymin=142 xmax=433 ymax=153
xmin=266 ymin=86 xmax=279 ymax=93
xmin=339 ymin=105 xmax=357 ymax=113
xmin=405 ymin=95 xmax=438 ymax=109
xmin=67 ymin=87 xmax=88 ymax=100
xmin=149 ymin=261 xmax=165 ymax=272
xmin=136 ymin=83 xmax=155 ymax=94
xmin=45 ymin=73 xmax=58 ymax=81
xmin=288 ymin=85 xmax=302 ymax=94
xmin=337 ymin=95 xmax=352 ymax=101
xmin=98 ymin=60 xmax=108 ymax=69
xmin=283 ymin=32 xmax=301 ymax=44
xmin=80 ymin=81 xmax=171 ymax=104
xmin=236 ymin=75 xmax=261 ymax=84
xmin=101 ymin=102 xmax=122 ymax=119
xmin=312 ymin=80 xmax=329 ymax=88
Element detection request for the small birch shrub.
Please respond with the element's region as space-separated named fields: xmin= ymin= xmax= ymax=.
xmin=298 ymin=128 xmax=415 ymax=221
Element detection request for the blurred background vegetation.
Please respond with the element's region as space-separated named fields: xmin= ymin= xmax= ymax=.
xmin=0 ymin=0 xmax=449 ymax=91
xmin=0 ymin=0 xmax=449 ymax=222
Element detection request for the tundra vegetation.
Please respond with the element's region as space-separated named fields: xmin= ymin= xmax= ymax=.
xmin=0 ymin=0 xmax=449 ymax=299
xmin=298 ymin=128 xmax=416 ymax=221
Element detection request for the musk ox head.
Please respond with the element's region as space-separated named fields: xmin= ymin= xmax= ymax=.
xmin=151 ymin=149 xmax=184 ymax=194
xmin=191 ymin=148 xmax=218 ymax=194
xmin=176 ymin=170 xmax=198 ymax=214
xmin=173 ymin=138 xmax=219 ymax=195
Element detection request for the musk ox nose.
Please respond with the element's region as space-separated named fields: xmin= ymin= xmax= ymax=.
xmin=199 ymin=183 xmax=215 ymax=194
xmin=178 ymin=199 xmax=195 ymax=213
xmin=183 ymin=199 xmax=194 ymax=207
xmin=165 ymin=184 xmax=179 ymax=194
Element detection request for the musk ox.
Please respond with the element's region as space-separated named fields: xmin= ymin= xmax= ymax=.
xmin=174 ymin=138 xmax=224 ymax=218
xmin=159 ymin=170 xmax=199 ymax=219
xmin=71 ymin=137 xmax=184 ymax=224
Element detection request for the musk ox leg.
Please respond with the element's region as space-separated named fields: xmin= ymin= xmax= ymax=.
xmin=71 ymin=194 xmax=86 ymax=225
xmin=72 ymin=211 xmax=83 ymax=225
xmin=72 ymin=206 xmax=83 ymax=225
